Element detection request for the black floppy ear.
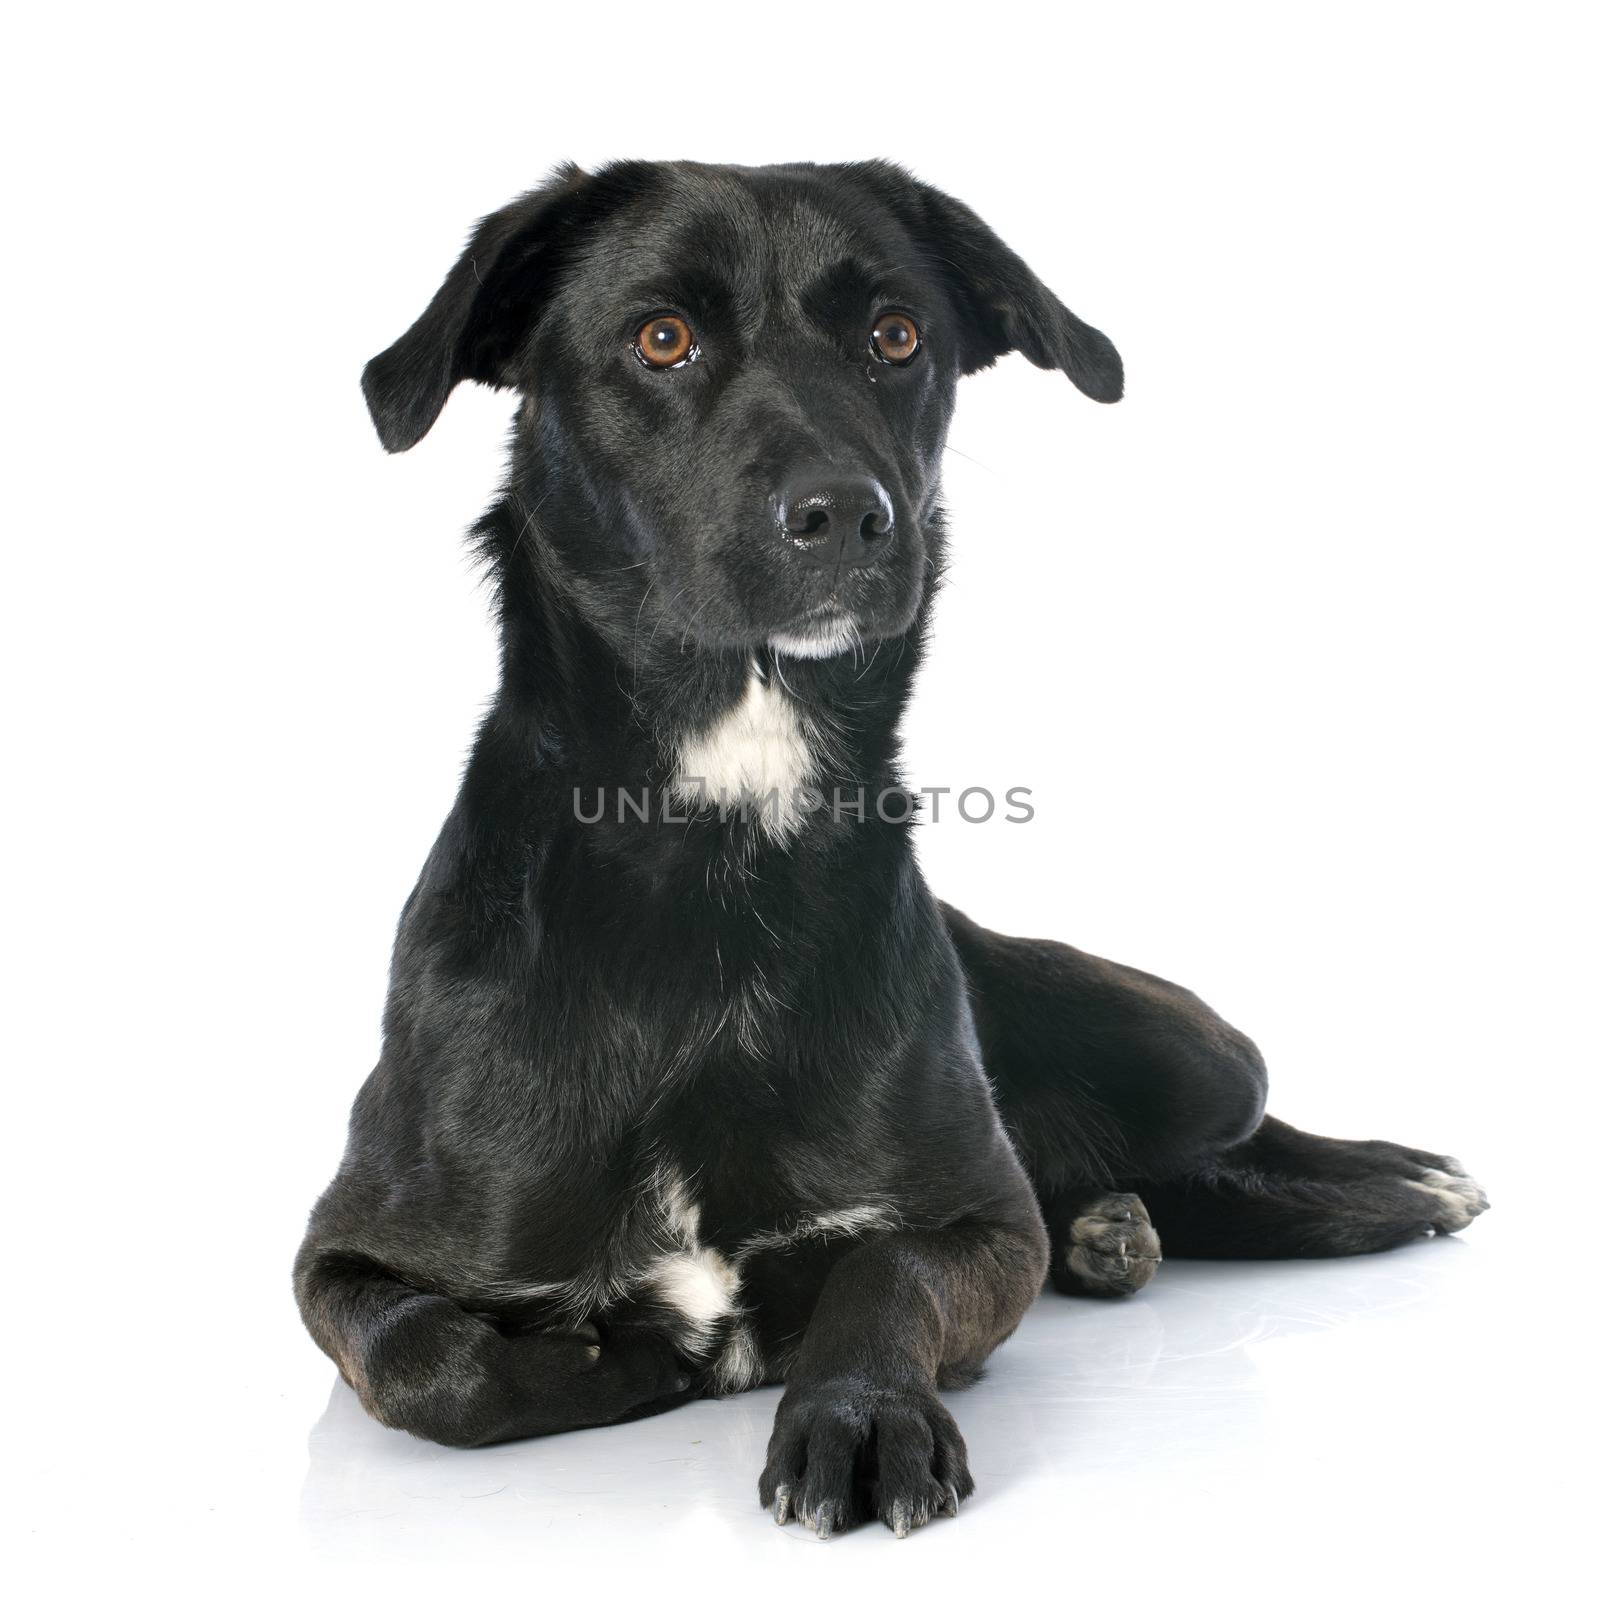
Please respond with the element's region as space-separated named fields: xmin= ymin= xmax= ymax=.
xmin=857 ymin=163 xmax=1123 ymax=402
xmin=361 ymin=164 xmax=592 ymax=452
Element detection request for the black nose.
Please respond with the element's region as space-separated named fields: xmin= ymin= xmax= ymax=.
xmin=774 ymin=473 xmax=895 ymax=568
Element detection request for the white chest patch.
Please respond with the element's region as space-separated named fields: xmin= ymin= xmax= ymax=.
xmin=644 ymin=1170 xmax=762 ymax=1392
xmin=672 ymin=665 xmax=816 ymax=841
xmin=647 ymin=1249 xmax=739 ymax=1331
xmin=646 ymin=1171 xmax=737 ymax=1337
xmin=497 ymin=1173 xmax=900 ymax=1399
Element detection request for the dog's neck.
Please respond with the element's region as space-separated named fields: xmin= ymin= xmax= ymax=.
xmin=477 ymin=496 xmax=927 ymax=824
xmin=417 ymin=494 xmax=934 ymax=958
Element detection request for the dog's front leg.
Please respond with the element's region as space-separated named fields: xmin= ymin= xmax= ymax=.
xmin=296 ymin=1252 xmax=693 ymax=1446
xmin=759 ymin=1203 xmax=1047 ymax=1538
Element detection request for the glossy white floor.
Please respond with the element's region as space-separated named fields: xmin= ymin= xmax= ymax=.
xmin=280 ymin=1212 xmax=1572 ymax=1597
xmin=15 ymin=1158 xmax=1583 ymax=1597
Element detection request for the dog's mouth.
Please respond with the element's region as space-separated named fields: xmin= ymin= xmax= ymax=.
xmin=658 ymin=521 xmax=926 ymax=659
xmin=759 ymin=548 xmax=926 ymax=660
xmin=768 ymin=605 xmax=861 ymax=660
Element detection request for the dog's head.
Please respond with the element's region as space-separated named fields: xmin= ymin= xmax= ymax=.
xmin=363 ymin=161 xmax=1120 ymax=661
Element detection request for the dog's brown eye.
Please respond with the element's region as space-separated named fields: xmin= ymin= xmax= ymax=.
xmin=635 ymin=314 xmax=696 ymax=369
xmin=870 ymin=312 xmax=920 ymax=364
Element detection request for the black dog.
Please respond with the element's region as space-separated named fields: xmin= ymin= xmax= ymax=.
xmin=296 ymin=160 xmax=1487 ymax=1539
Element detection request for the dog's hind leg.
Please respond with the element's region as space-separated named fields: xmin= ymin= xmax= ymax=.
xmin=943 ymin=904 xmax=1485 ymax=1280
xmin=294 ymin=1249 xmax=692 ymax=1447
xmin=943 ymin=903 xmax=1266 ymax=1294
xmin=1140 ymin=1115 xmax=1489 ymax=1259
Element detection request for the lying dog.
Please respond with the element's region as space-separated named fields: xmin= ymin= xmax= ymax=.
xmin=296 ymin=160 xmax=1487 ymax=1539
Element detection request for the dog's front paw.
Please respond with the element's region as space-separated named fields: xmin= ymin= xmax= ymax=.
xmin=504 ymin=1322 xmax=691 ymax=1427
xmin=1052 ymin=1192 xmax=1162 ymax=1297
xmin=759 ymin=1377 xmax=972 ymax=1539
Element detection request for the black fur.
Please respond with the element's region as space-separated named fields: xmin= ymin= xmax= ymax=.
xmin=297 ymin=160 xmax=1485 ymax=1538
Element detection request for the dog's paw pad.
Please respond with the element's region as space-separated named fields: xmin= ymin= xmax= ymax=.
xmin=1405 ymin=1166 xmax=1489 ymax=1233
xmin=1060 ymin=1193 xmax=1162 ymax=1297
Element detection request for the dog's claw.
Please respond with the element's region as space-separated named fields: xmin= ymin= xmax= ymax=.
xmin=773 ymin=1484 xmax=792 ymax=1525
xmin=815 ymin=1504 xmax=835 ymax=1540
xmin=892 ymin=1502 xmax=911 ymax=1539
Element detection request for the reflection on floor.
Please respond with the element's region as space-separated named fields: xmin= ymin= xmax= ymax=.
xmin=301 ymin=1236 xmax=1530 ymax=1587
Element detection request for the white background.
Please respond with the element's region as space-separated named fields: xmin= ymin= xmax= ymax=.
xmin=6 ymin=3 xmax=1596 ymax=1594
